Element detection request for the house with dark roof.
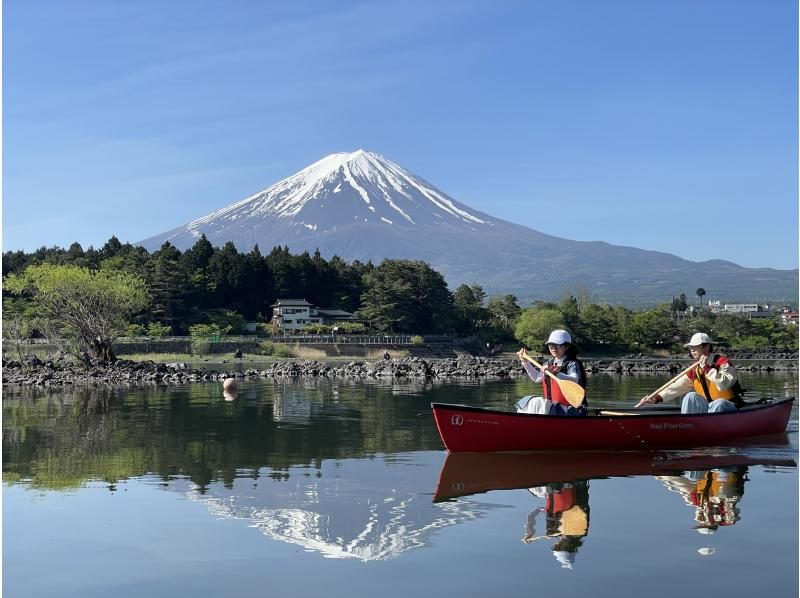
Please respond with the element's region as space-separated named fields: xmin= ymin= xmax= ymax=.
xmin=270 ymin=299 xmax=357 ymax=332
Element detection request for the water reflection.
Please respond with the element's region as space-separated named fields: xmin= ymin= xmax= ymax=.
xmin=523 ymin=481 xmax=590 ymax=569
xmin=658 ymin=466 xmax=746 ymax=532
xmin=170 ymin=454 xmax=476 ymax=562
xmin=434 ymin=449 xmax=795 ymax=568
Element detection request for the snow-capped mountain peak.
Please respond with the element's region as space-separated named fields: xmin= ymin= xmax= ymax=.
xmin=181 ymin=150 xmax=487 ymax=237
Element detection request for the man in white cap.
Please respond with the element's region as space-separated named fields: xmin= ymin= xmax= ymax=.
xmin=636 ymin=332 xmax=743 ymax=413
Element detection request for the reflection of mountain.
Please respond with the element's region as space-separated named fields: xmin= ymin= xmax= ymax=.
xmin=179 ymin=453 xmax=481 ymax=561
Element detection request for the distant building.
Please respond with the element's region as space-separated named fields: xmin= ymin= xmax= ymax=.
xmin=780 ymin=311 xmax=799 ymax=326
xmin=270 ymin=299 xmax=357 ymax=332
xmin=707 ymin=301 xmax=769 ymax=316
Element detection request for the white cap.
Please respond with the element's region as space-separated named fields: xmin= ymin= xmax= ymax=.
xmin=696 ymin=527 xmax=716 ymax=535
xmin=553 ymin=550 xmax=575 ymax=569
xmin=684 ymin=332 xmax=713 ymax=347
xmin=547 ymin=329 xmax=572 ymax=345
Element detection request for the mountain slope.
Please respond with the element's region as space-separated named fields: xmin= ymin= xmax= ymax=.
xmin=139 ymin=150 xmax=798 ymax=303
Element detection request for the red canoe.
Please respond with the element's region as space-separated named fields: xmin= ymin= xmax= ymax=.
xmin=431 ymin=398 xmax=795 ymax=452
xmin=434 ymin=449 xmax=796 ymax=502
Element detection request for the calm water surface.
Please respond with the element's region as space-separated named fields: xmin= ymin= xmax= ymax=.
xmin=3 ymin=372 xmax=798 ymax=597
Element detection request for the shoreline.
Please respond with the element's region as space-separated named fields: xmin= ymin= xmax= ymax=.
xmin=3 ymin=352 xmax=797 ymax=389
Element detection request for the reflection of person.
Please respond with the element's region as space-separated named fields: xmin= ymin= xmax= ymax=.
xmin=515 ymin=329 xmax=587 ymax=416
xmin=522 ymin=480 xmax=590 ymax=570
xmin=657 ymin=466 xmax=746 ymax=532
xmin=637 ymin=332 xmax=744 ymax=413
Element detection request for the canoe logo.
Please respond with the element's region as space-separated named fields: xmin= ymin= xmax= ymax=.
xmin=451 ymin=414 xmax=464 ymax=426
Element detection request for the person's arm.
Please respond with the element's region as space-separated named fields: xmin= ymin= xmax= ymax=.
xmin=521 ymin=359 xmax=543 ymax=383
xmin=554 ymin=361 xmax=581 ymax=384
xmin=706 ymin=359 xmax=737 ymax=390
xmin=638 ymin=373 xmax=693 ymax=406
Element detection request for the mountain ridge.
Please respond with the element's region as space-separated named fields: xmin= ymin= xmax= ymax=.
xmin=139 ymin=150 xmax=798 ymax=304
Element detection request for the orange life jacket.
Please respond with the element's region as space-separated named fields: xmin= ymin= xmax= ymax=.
xmin=688 ymin=355 xmax=739 ymax=401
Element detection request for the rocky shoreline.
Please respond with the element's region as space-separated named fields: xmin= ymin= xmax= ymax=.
xmin=2 ymin=351 xmax=797 ymax=388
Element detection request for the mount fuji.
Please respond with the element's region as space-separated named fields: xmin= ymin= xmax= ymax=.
xmin=140 ymin=150 xmax=797 ymax=303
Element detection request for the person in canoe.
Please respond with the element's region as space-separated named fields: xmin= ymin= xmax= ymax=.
xmin=515 ymin=329 xmax=588 ymax=416
xmin=636 ymin=332 xmax=744 ymax=413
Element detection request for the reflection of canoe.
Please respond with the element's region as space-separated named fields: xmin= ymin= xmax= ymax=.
xmin=431 ymin=398 xmax=795 ymax=452
xmin=433 ymin=449 xmax=796 ymax=502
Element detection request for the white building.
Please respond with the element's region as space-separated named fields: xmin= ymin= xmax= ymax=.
xmin=707 ymin=301 xmax=763 ymax=314
xmin=270 ymin=299 xmax=356 ymax=332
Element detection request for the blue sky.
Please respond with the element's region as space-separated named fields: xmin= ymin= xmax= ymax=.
xmin=4 ymin=0 xmax=797 ymax=269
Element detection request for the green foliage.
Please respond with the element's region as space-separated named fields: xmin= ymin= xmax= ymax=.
xmin=256 ymin=322 xmax=274 ymax=336
xmin=126 ymin=323 xmax=147 ymax=336
xmin=453 ymin=283 xmax=488 ymax=334
xmin=147 ymin=322 xmax=172 ymax=337
xmin=629 ymin=309 xmax=678 ymax=349
xmin=411 ymin=335 xmax=424 ymax=345
xmin=486 ymin=294 xmax=521 ymax=332
xmin=334 ymin=322 xmax=368 ymax=334
xmin=188 ymin=323 xmax=232 ymax=338
xmin=515 ymin=308 xmax=565 ymax=349
xmin=205 ymin=309 xmax=245 ymax=335
xmin=358 ymin=259 xmax=454 ymax=333
xmin=302 ymin=323 xmax=332 ymax=334
xmin=5 ymin=263 xmax=149 ymax=361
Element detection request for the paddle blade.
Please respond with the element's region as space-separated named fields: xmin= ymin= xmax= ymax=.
xmin=558 ymin=379 xmax=585 ymax=408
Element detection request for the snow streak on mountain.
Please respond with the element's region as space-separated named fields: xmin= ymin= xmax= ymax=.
xmin=181 ymin=149 xmax=487 ymax=240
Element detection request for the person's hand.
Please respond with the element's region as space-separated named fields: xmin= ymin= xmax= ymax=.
xmin=636 ymin=393 xmax=662 ymax=408
xmin=698 ymin=354 xmax=708 ymax=368
xmin=518 ymin=348 xmax=527 ymax=361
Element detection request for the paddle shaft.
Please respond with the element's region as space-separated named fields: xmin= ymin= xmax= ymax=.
xmin=645 ymin=361 xmax=700 ymax=401
xmin=520 ymin=353 xmax=585 ymax=408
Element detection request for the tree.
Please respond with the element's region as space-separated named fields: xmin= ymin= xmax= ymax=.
xmin=514 ymin=308 xmax=565 ymax=349
xmin=629 ymin=309 xmax=678 ymax=349
xmin=453 ymin=283 xmax=488 ymax=334
xmin=670 ymin=293 xmax=688 ymax=312
xmin=358 ymin=260 xmax=453 ymax=333
xmin=696 ymin=287 xmax=706 ymax=307
xmin=4 ymin=264 xmax=150 ymax=362
xmin=486 ymin=294 xmax=521 ymax=331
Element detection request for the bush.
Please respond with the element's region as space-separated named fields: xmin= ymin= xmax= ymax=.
xmin=302 ymin=324 xmax=332 ymax=334
xmin=188 ymin=323 xmax=232 ymax=338
xmin=336 ymin=322 xmax=367 ymax=334
xmin=256 ymin=323 xmax=274 ymax=336
xmin=204 ymin=310 xmax=245 ymax=335
xmin=411 ymin=335 xmax=424 ymax=346
xmin=147 ymin=322 xmax=172 ymax=337
xmin=126 ymin=323 xmax=146 ymax=337
xmin=272 ymin=343 xmax=293 ymax=358
xmin=257 ymin=341 xmax=293 ymax=358
xmin=190 ymin=338 xmax=212 ymax=355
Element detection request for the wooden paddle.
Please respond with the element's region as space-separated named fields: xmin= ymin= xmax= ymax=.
xmin=635 ymin=361 xmax=699 ymax=408
xmin=519 ymin=353 xmax=585 ymax=408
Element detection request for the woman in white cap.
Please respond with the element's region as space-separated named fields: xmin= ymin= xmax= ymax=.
xmin=516 ymin=329 xmax=587 ymax=416
xmin=636 ymin=332 xmax=744 ymax=414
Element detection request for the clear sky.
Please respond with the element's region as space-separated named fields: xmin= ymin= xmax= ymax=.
xmin=3 ymin=0 xmax=798 ymax=269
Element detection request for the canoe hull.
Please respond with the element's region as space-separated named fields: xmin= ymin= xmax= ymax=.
xmin=431 ymin=398 xmax=795 ymax=452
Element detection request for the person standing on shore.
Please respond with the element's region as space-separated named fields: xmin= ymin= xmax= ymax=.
xmin=636 ymin=332 xmax=744 ymax=413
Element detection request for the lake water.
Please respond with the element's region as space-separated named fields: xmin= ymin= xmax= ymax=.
xmin=3 ymin=372 xmax=798 ymax=597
